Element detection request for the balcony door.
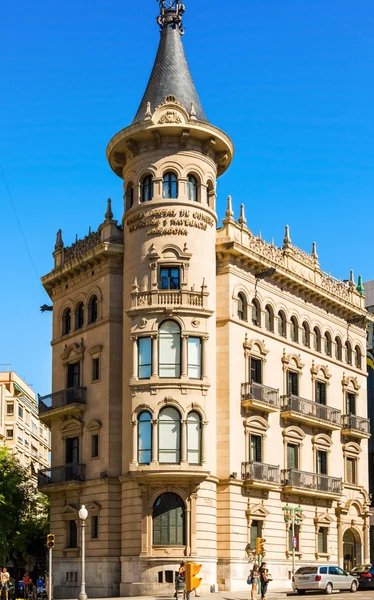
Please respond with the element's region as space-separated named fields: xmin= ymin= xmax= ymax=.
xmin=250 ymin=358 xmax=262 ymax=384
xmin=67 ymin=362 xmax=80 ymax=388
xmin=249 ymin=434 xmax=262 ymax=463
xmin=287 ymin=443 xmax=298 ymax=470
xmin=287 ymin=371 xmax=299 ymax=396
xmin=66 ymin=436 xmax=79 ymax=465
xmin=346 ymin=393 xmax=356 ymax=415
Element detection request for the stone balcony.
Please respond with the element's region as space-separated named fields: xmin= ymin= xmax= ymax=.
xmin=281 ymin=468 xmax=342 ymax=499
xmin=281 ymin=394 xmax=341 ymax=430
xmin=341 ymin=414 xmax=371 ymax=439
xmin=38 ymin=463 xmax=86 ymax=488
xmin=129 ymin=287 xmax=210 ymax=313
xmin=241 ymin=461 xmax=280 ymax=491
xmin=241 ymin=382 xmax=280 ymax=413
xmin=38 ymin=386 xmax=87 ymax=425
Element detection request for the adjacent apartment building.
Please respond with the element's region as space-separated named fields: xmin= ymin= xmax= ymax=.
xmin=0 ymin=371 xmax=51 ymax=475
xmin=38 ymin=2 xmax=372 ymax=597
xmin=363 ymin=280 xmax=374 ymax=561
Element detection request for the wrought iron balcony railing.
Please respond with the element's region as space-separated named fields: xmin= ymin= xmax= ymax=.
xmin=281 ymin=468 xmax=342 ymax=494
xmin=38 ymin=463 xmax=86 ymax=486
xmin=282 ymin=394 xmax=341 ymax=425
xmin=242 ymin=461 xmax=280 ymax=483
xmin=342 ymin=414 xmax=370 ymax=434
xmin=38 ymin=386 xmax=87 ymax=414
xmin=241 ymin=382 xmax=280 ymax=407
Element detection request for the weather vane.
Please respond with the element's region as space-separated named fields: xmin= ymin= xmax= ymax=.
xmin=157 ymin=1 xmax=186 ymax=34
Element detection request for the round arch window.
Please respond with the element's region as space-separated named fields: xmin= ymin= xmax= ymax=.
xmin=153 ymin=492 xmax=185 ymax=546
xmin=163 ymin=172 xmax=178 ymax=199
xmin=187 ymin=175 xmax=198 ymax=202
xmin=142 ymin=175 xmax=154 ymax=202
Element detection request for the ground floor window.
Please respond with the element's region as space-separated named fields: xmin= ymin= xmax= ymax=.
xmin=318 ymin=527 xmax=328 ymax=554
xmin=153 ymin=493 xmax=185 ymax=546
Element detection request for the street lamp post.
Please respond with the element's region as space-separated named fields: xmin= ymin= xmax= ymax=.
xmin=282 ymin=504 xmax=303 ymax=578
xmin=78 ymin=505 xmax=88 ymax=600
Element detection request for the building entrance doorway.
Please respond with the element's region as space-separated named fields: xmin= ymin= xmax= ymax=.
xmin=343 ymin=529 xmax=362 ymax=572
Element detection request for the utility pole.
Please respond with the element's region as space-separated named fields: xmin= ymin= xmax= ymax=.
xmin=46 ymin=534 xmax=55 ymax=600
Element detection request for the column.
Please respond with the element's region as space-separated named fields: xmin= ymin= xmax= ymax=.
xmin=190 ymin=493 xmax=198 ymax=556
xmin=186 ymin=499 xmax=191 ymax=556
xmin=131 ymin=420 xmax=137 ymax=465
xmin=337 ymin=517 xmax=343 ymax=568
xmin=181 ymin=420 xmax=187 ymax=464
xmin=151 ymin=420 xmax=158 ymax=464
xmin=363 ymin=517 xmax=370 ymax=563
xmin=244 ymin=351 xmax=249 ymax=383
xmin=151 ymin=335 xmax=158 ymax=377
xmin=140 ymin=488 xmax=148 ymax=556
xmin=132 ymin=337 xmax=138 ymax=379
xmin=181 ymin=335 xmax=188 ymax=378
xmin=202 ymin=337 xmax=208 ymax=379
xmin=201 ymin=422 xmax=207 ymax=465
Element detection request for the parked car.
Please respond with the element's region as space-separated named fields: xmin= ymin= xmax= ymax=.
xmin=350 ymin=564 xmax=374 ymax=589
xmin=293 ymin=565 xmax=358 ymax=595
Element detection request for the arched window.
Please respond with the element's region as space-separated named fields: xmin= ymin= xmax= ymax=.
xmin=153 ymin=493 xmax=185 ymax=546
xmin=207 ymin=180 xmax=214 ymax=208
xmin=324 ymin=332 xmax=332 ymax=356
xmin=335 ymin=337 xmax=343 ymax=361
xmin=75 ymin=302 xmax=84 ymax=330
xmin=302 ymin=322 xmax=310 ymax=347
xmin=290 ymin=316 xmax=299 ymax=343
xmin=252 ymin=299 xmax=261 ymax=327
xmin=186 ymin=175 xmax=198 ymax=202
xmin=159 ymin=321 xmax=181 ymax=378
xmin=142 ymin=175 xmax=154 ymax=202
xmin=355 ymin=345 xmax=362 ymax=369
xmin=314 ymin=327 xmax=322 ymax=352
xmin=187 ymin=412 xmax=201 ymax=464
xmin=125 ymin=182 xmax=134 ymax=209
xmin=278 ymin=311 xmax=287 ymax=337
xmin=163 ymin=172 xmax=178 ymax=199
xmin=237 ymin=293 xmax=247 ymax=321
xmin=265 ymin=305 xmax=274 ymax=332
xmin=88 ymin=296 xmax=98 ymax=324
xmin=138 ymin=411 xmax=152 ymax=464
xmin=345 ymin=341 xmax=352 ymax=365
xmin=62 ymin=308 xmax=71 ymax=336
xmin=158 ymin=407 xmax=181 ymax=464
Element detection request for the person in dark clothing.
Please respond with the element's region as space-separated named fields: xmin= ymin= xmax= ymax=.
xmin=259 ymin=562 xmax=269 ymax=600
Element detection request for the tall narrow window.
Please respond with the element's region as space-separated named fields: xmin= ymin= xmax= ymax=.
xmin=67 ymin=362 xmax=80 ymax=387
xmin=62 ymin=308 xmax=71 ymax=336
xmin=278 ymin=311 xmax=287 ymax=337
xmin=158 ymin=407 xmax=181 ymax=464
xmin=187 ymin=412 xmax=201 ymax=464
xmin=318 ymin=527 xmax=328 ymax=554
xmin=346 ymin=392 xmax=356 ymax=415
xmin=265 ymin=305 xmax=274 ymax=332
xmin=126 ymin=182 xmax=134 ymax=208
xmin=249 ymin=434 xmax=262 ymax=462
xmin=163 ymin=172 xmax=178 ymax=199
xmin=252 ymin=299 xmax=261 ymax=327
xmin=237 ymin=293 xmax=247 ymax=321
xmin=67 ymin=520 xmax=78 ymax=549
xmin=153 ymin=493 xmax=185 ymax=546
xmin=187 ymin=175 xmax=198 ymax=202
xmin=287 ymin=444 xmax=298 ymax=469
xmin=346 ymin=457 xmax=357 ymax=484
xmin=335 ymin=337 xmax=343 ymax=361
xmin=287 ymin=371 xmax=299 ymax=396
xmin=315 ymin=381 xmax=326 ymax=405
xmin=160 ymin=267 xmax=180 ymax=290
xmin=92 ymin=357 xmax=100 ymax=382
xmin=250 ymin=358 xmax=262 ymax=384
xmin=75 ymin=302 xmax=84 ymax=330
xmin=290 ymin=317 xmax=298 ymax=342
xmin=138 ymin=411 xmax=152 ymax=465
xmin=91 ymin=516 xmax=99 ymax=539
xmin=91 ymin=434 xmax=99 ymax=458
xmin=159 ymin=321 xmax=181 ymax=378
xmin=325 ymin=332 xmax=332 ymax=356
xmin=188 ymin=337 xmax=202 ymax=379
xmin=355 ymin=346 xmax=362 ymax=369
xmin=345 ymin=341 xmax=352 ymax=365
xmin=142 ymin=175 xmax=153 ymax=202
xmin=302 ymin=322 xmax=310 ymax=347
xmin=314 ymin=327 xmax=321 ymax=352
xmin=66 ymin=437 xmax=79 ymax=464
xmin=138 ymin=337 xmax=152 ymax=380
xmin=316 ymin=450 xmax=327 ymax=475
xmin=88 ymin=295 xmax=98 ymax=324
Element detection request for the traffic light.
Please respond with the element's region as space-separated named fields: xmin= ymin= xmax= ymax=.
xmin=256 ymin=537 xmax=266 ymax=556
xmin=185 ymin=563 xmax=202 ymax=592
xmin=46 ymin=534 xmax=55 ymax=549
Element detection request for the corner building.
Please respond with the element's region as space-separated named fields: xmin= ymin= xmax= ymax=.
xmin=39 ymin=2 xmax=371 ymax=597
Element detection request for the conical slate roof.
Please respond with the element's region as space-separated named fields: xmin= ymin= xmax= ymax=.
xmin=132 ymin=8 xmax=207 ymax=124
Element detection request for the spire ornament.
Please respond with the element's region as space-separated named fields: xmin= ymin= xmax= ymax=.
xmin=157 ymin=1 xmax=186 ymax=34
xmin=238 ymin=204 xmax=247 ymax=226
xmin=357 ymin=275 xmax=364 ymax=295
xmin=283 ymin=225 xmax=291 ymax=248
xmin=105 ymin=198 xmax=113 ymax=221
xmin=55 ymin=229 xmax=64 ymax=250
xmin=225 ymin=195 xmax=234 ymax=218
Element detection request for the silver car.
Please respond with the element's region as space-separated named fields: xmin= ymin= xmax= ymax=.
xmin=293 ymin=565 xmax=358 ymax=595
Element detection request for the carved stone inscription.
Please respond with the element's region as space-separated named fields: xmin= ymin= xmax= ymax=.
xmin=126 ymin=208 xmax=214 ymax=237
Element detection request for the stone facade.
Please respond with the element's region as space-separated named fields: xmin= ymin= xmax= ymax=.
xmin=39 ymin=2 xmax=371 ymax=597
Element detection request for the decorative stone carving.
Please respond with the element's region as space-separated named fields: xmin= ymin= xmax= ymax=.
xmin=64 ymin=231 xmax=101 ymax=262
xmin=158 ymin=110 xmax=182 ymax=124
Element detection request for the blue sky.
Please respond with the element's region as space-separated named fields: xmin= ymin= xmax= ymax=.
xmin=1 ymin=0 xmax=373 ymax=395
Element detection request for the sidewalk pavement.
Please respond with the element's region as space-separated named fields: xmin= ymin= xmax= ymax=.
xmin=62 ymin=591 xmax=295 ymax=600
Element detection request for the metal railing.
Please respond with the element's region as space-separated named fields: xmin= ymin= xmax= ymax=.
xmin=38 ymin=463 xmax=86 ymax=486
xmin=131 ymin=289 xmax=209 ymax=309
xmin=281 ymin=469 xmax=342 ymax=494
xmin=241 ymin=382 xmax=280 ymax=407
xmin=282 ymin=394 xmax=341 ymax=424
xmin=242 ymin=461 xmax=280 ymax=483
xmin=38 ymin=386 xmax=87 ymax=414
xmin=342 ymin=414 xmax=370 ymax=434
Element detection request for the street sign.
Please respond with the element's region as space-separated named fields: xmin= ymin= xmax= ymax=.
xmin=292 ymin=536 xmax=297 ymax=549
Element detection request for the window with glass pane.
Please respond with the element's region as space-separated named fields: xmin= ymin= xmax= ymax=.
xmin=325 ymin=333 xmax=332 ymax=356
xmin=187 ymin=175 xmax=198 ymax=201
xmin=76 ymin=302 xmax=84 ymax=329
xmin=345 ymin=342 xmax=352 ymax=364
xmin=249 ymin=435 xmax=262 ymax=462
xmin=91 ymin=515 xmax=99 ymax=539
xmin=66 ymin=436 xmax=79 ymax=464
xmin=139 ymin=337 xmax=152 ymax=379
xmin=252 ymin=300 xmax=260 ymax=326
xmin=302 ymin=322 xmax=310 ymax=346
xmin=318 ymin=528 xmax=327 ymax=553
xmin=290 ymin=317 xmax=298 ymax=342
xmin=187 ymin=412 xmax=201 ymax=464
xmin=163 ymin=172 xmax=178 ymax=199
xmin=278 ymin=311 xmax=286 ymax=337
xmin=287 ymin=371 xmax=298 ymax=396
xmin=67 ymin=519 xmax=78 ymax=549
xmin=288 ymin=525 xmax=300 ymax=551
xmin=238 ymin=293 xmax=247 ymax=321
xmin=138 ymin=412 xmax=152 ymax=464
xmin=265 ymin=305 xmax=273 ymax=332
xmin=153 ymin=493 xmax=185 ymax=546
xmin=159 ymin=321 xmax=181 ymax=378
xmin=314 ymin=327 xmax=321 ymax=351
xmin=250 ymin=358 xmax=262 ymax=384
xmin=62 ymin=308 xmax=71 ymax=335
xmin=158 ymin=407 xmax=181 ymax=463
xmin=67 ymin=362 xmax=80 ymax=387
xmin=160 ymin=267 xmax=180 ymax=290
xmin=316 ymin=381 xmax=326 ymax=405
xmin=250 ymin=520 xmax=261 ymax=550
xmin=287 ymin=444 xmax=298 ymax=469
xmin=89 ymin=295 xmax=98 ymax=324
xmin=346 ymin=457 xmax=356 ymax=483
xmin=142 ymin=175 xmax=154 ymax=202
xmin=317 ymin=450 xmax=327 ymax=475
xmin=335 ymin=337 xmax=342 ymax=360
xmin=346 ymin=393 xmax=356 ymax=415
xmin=355 ymin=346 xmax=362 ymax=369
xmin=188 ymin=337 xmax=201 ymax=379
xmin=91 ymin=434 xmax=99 ymax=458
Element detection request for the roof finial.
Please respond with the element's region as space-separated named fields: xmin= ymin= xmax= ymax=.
xmin=157 ymin=1 xmax=185 ymax=34
xmin=225 ymin=195 xmax=234 ymax=218
xmin=105 ymin=198 xmax=113 ymax=221
xmin=238 ymin=204 xmax=247 ymax=226
xmin=357 ymin=275 xmax=364 ymax=295
xmin=283 ymin=224 xmax=291 ymax=247
xmin=145 ymin=102 xmax=152 ymax=121
xmin=55 ymin=229 xmax=64 ymax=250
xmin=312 ymin=241 xmax=318 ymax=259
xmin=349 ymin=270 xmax=355 ymax=286
xmin=190 ymin=101 xmax=197 ymax=120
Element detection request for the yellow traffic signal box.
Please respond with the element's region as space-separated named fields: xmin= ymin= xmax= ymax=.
xmin=46 ymin=534 xmax=55 ymax=549
xmin=255 ymin=537 xmax=266 ymax=555
xmin=185 ymin=562 xmax=202 ymax=592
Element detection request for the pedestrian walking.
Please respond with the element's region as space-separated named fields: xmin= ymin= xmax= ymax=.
xmin=175 ymin=562 xmax=186 ymax=599
xmin=259 ymin=562 xmax=269 ymax=600
xmin=1 ymin=567 xmax=10 ymax=600
xmin=249 ymin=563 xmax=260 ymax=600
